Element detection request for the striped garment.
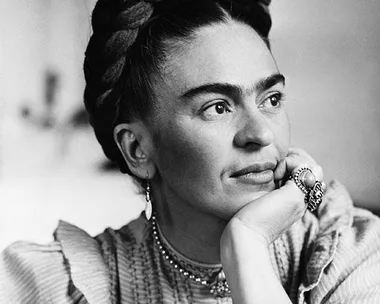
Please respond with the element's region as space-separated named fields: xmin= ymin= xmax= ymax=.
xmin=1 ymin=180 xmax=380 ymax=303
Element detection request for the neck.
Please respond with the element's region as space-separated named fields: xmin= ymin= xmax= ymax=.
xmin=153 ymin=183 xmax=228 ymax=265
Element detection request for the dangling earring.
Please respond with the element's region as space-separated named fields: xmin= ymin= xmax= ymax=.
xmin=145 ymin=178 xmax=152 ymax=220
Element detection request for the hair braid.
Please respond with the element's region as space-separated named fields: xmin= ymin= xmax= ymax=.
xmin=84 ymin=0 xmax=158 ymax=174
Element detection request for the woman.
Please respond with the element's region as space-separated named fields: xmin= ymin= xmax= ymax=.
xmin=1 ymin=0 xmax=380 ymax=303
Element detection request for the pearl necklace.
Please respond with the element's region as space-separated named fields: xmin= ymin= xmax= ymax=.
xmin=151 ymin=214 xmax=231 ymax=298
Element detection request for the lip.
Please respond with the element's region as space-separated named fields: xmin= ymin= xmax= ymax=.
xmin=230 ymin=161 xmax=276 ymax=185
xmin=231 ymin=161 xmax=277 ymax=177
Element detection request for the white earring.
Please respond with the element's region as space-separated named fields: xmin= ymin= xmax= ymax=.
xmin=145 ymin=179 xmax=152 ymax=220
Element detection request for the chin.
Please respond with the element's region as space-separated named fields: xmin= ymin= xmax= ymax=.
xmin=199 ymin=181 xmax=277 ymax=221
xmin=217 ymin=185 xmax=274 ymax=220
xmin=229 ymin=180 xmax=276 ymax=196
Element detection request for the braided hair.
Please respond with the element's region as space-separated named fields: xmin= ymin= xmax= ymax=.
xmin=83 ymin=0 xmax=272 ymax=183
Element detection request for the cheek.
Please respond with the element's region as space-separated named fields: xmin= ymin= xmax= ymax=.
xmin=153 ymin=119 xmax=225 ymax=186
xmin=272 ymin=112 xmax=290 ymax=159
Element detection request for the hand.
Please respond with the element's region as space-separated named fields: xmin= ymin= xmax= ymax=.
xmin=222 ymin=147 xmax=324 ymax=249
xmin=220 ymin=148 xmax=324 ymax=304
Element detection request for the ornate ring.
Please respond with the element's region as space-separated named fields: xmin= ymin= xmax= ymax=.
xmin=290 ymin=167 xmax=326 ymax=212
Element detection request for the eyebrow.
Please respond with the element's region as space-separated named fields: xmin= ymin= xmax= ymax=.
xmin=180 ymin=73 xmax=285 ymax=100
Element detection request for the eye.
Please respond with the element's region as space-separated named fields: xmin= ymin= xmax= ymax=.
xmin=259 ymin=92 xmax=284 ymax=109
xmin=202 ymin=101 xmax=231 ymax=119
xmin=214 ymin=103 xmax=228 ymax=114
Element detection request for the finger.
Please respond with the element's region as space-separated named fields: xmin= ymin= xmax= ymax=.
xmin=285 ymin=157 xmax=323 ymax=180
xmin=275 ymin=150 xmax=322 ymax=189
xmin=274 ymin=159 xmax=287 ymax=182
xmin=287 ymin=146 xmax=301 ymax=156
xmin=274 ymin=147 xmax=305 ymax=181
xmin=288 ymin=147 xmax=318 ymax=164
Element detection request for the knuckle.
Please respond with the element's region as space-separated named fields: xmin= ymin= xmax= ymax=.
xmin=312 ymin=164 xmax=323 ymax=180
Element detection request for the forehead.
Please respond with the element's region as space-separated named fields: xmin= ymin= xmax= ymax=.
xmin=157 ymin=21 xmax=278 ymax=97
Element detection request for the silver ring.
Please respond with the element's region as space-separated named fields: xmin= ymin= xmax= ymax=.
xmin=290 ymin=167 xmax=326 ymax=212
xmin=305 ymin=180 xmax=326 ymax=212
xmin=290 ymin=167 xmax=313 ymax=194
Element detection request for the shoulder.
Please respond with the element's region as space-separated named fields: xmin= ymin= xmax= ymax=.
xmin=314 ymin=179 xmax=380 ymax=279
xmin=96 ymin=213 xmax=149 ymax=250
xmin=298 ymin=180 xmax=380 ymax=303
xmin=94 ymin=213 xmax=150 ymax=279
xmin=315 ymin=206 xmax=380 ymax=303
xmin=0 ymin=240 xmax=83 ymax=303
xmin=0 ymin=220 xmax=113 ymax=304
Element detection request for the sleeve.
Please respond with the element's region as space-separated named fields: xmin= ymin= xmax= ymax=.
xmin=0 ymin=241 xmax=85 ymax=304
xmin=312 ymin=210 xmax=380 ymax=304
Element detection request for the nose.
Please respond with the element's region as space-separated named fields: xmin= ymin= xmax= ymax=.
xmin=233 ymin=109 xmax=274 ymax=149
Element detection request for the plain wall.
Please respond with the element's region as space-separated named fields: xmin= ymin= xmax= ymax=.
xmin=271 ymin=0 xmax=380 ymax=207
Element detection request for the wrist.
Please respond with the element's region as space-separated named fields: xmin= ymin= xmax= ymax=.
xmin=220 ymin=217 xmax=270 ymax=266
xmin=220 ymin=219 xmax=290 ymax=304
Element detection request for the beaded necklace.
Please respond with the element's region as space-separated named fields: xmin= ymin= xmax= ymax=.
xmin=151 ymin=213 xmax=231 ymax=298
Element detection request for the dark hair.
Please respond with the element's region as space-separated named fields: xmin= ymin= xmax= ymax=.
xmin=83 ymin=0 xmax=272 ymax=183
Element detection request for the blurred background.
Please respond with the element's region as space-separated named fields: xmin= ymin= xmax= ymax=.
xmin=0 ymin=0 xmax=379 ymax=251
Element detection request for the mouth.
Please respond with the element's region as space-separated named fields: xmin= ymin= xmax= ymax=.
xmin=230 ymin=161 xmax=276 ymax=185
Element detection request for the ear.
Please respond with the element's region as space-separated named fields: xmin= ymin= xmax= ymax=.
xmin=113 ymin=122 xmax=156 ymax=179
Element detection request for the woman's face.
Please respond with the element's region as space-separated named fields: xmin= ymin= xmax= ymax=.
xmin=148 ymin=21 xmax=290 ymax=220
